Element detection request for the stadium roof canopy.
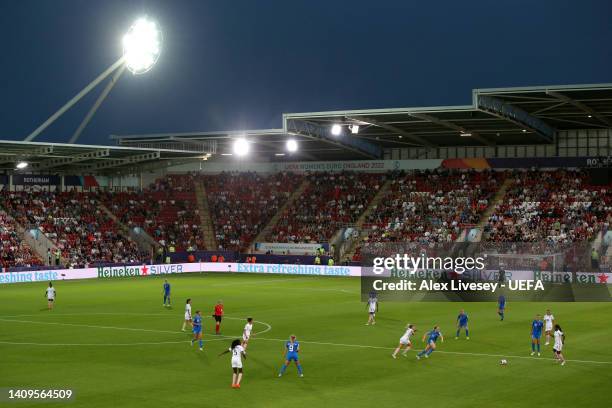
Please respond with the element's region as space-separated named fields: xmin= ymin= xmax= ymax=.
xmin=112 ymin=83 xmax=612 ymax=161
xmin=3 ymin=83 xmax=611 ymax=173
xmin=0 ymin=140 xmax=207 ymax=174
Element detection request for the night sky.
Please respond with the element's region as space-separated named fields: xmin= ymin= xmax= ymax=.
xmin=1 ymin=0 xmax=611 ymax=145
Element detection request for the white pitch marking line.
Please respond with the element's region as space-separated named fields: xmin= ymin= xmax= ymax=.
xmin=0 ymin=314 xmax=271 ymax=337
xmin=251 ymin=336 xmax=612 ymax=365
xmin=0 ymin=337 xmax=230 ymax=347
xmin=1 ymin=315 xmax=609 ymax=365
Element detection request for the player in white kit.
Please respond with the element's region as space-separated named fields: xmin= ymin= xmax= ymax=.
xmin=219 ymin=339 xmax=247 ymax=388
xmin=543 ymin=309 xmax=555 ymax=345
xmin=553 ymin=324 xmax=566 ymax=366
xmin=365 ymin=295 xmax=378 ymax=325
xmin=182 ymin=298 xmax=192 ymax=331
xmin=392 ymin=324 xmax=416 ymax=358
xmin=242 ymin=317 xmax=254 ymax=350
xmin=45 ymin=282 xmax=55 ymax=310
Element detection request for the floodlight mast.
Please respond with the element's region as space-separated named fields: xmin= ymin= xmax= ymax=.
xmin=23 ymin=57 xmax=126 ymax=142
xmin=68 ymin=64 xmax=127 ymax=144
xmin=23 ymin=17 xmax=161 ymax=144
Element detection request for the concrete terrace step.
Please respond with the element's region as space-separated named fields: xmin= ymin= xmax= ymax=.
xmin=194 ymin=181 xmax=217 ymax=250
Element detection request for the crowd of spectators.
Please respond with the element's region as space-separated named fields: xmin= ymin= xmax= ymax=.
xmin=100 ymin=174 xmax=204 ymax=252
xmin=484 ymin=169 xmax=611 ymax=243
xmin=201 ymin=172 xmax=303 ymax=250
xmin=1 ymin=169 xmax=609 ymax=270
xmin=268 ymin=172 xmax=386 ymax=243
xmin=0 ymin=213 xmax=42 ymax=269
xmin=363 ymin=169 xmax=499 ymax=242
xmin=352 ymin=169 xmax=501 ymax=261
xmin=1 ymin=190 xmax=143 ymax=267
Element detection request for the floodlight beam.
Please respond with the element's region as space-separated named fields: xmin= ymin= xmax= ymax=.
xmin=24 ymin=57 xmax=126 ymax=142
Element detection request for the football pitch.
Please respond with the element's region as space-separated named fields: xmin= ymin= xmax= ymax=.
xmin=1 ymin=273 xmax=611 ymax=408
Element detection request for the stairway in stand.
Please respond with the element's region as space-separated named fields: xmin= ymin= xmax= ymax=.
xmin=194 ymin=181 xmax=218 ymax=250
xmin=98 ymin=203 xmax=156 ymax=253
xmin=248 ymin=179 xmax=311 ymax=250
xmin=470 ymin=176 xmax=513 ymax=242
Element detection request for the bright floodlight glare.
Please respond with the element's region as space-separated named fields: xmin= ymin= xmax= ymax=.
xmin=233 ymin=138 xmax=250 ymax=156
xmin=123 ymin=17 xmax=162 ymax=74
xmin=286 ymin=139 xmax=298 ymax=152
xmin=331 ymin=124 xmax=342 ymax=136
xmin=16 ymin=161 xmax=28 ymax=169
xmin=350 ymin=125 xmax=359 ymax=134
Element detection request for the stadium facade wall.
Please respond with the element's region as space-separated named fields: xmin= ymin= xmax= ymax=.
xmin=166 ymin=155 xmax=609 ymax=175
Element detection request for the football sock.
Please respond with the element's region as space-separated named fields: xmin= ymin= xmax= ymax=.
xmin=199 ymin=340 xmax=203 ymax=348
xmin=531 ymin=343 xmax=535 ymax=352
xmin=537 ymin=343 xmax=540 ymax=352
xmin=279 ymin=365 xmax=288 ymax=375
xmin=465 ymin=329 xmax=469 ymax=337
xmin=297 ymin=364 xmax=303 ymax=375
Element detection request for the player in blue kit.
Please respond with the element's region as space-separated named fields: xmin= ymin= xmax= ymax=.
xmin=162 ymin=280 xmax=171 ymax=307
xmin=498 ymin=295 xmax=506 ymax=321
xmin=530 ymin=314 xmax=544 ymax=356
xmin=278 ymin=335 xmax=303 ymax=377
xmin=191 ymin=310 xmax=204 ymax=351
xmin=455 ymin=309 xmax=469 ymax=339
xmin=416 ymin=326 xmax=444 ymax=360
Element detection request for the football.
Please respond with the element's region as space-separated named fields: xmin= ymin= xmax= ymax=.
xmin=500 ymin=359 xmax=508 ymax=365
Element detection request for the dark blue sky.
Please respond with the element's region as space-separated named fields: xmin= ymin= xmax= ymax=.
xmin=1 ymin=0 xmax=611 ymax=145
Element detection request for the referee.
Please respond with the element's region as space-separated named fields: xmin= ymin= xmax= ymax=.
xmin=213 ymin=300 xmax=224 ymax=335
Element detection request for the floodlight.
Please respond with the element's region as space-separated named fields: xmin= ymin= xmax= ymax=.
xmin=233 ymin=138 xmax=250 ymax=156
xmin=16 ymin=161 xmax=29 ymax=169
xmin=123 ymin=17 xmax=162 ymax=74
xmin=350 ymin=125 xmax=359 ymax=134
xmin=286 ymin=139 xmax=298 ymax=153
xmin=331 ymin=124 xmax=342 ymax=136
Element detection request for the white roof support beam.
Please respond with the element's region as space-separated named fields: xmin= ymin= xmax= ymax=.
xmin=32 ymin=149 xmax=110 ymax=170
xmin=82 ymin=151 xmax=161 ymax=172
xmin=546 ymin=90 xmax=612 ymax=127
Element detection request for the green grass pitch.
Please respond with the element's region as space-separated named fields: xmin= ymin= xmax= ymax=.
xmin=1 ymin=273 xmax=611 ymax=408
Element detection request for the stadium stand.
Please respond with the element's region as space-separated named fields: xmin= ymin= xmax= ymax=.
xmin=363 ymin=169 xmax=501 ymax=242
xmin=484 ymin=169 xmax=611 ymax=243
xmin=0 ymin=212 xmax=42 ymax=269
xmin=267 ymin=172 xmax=387 ymax=244
xmin=100 ymin=174 xmax=204 ymax=252
xmin=2 ymin=190 xmax=143 ymax=267
xmin=347 ymin=169 xmax=501 ymax=261
xmin=0 ymin=169 xmax=608 ymax=270
xmin=200 ymin=172 xmax=304 ymax=250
